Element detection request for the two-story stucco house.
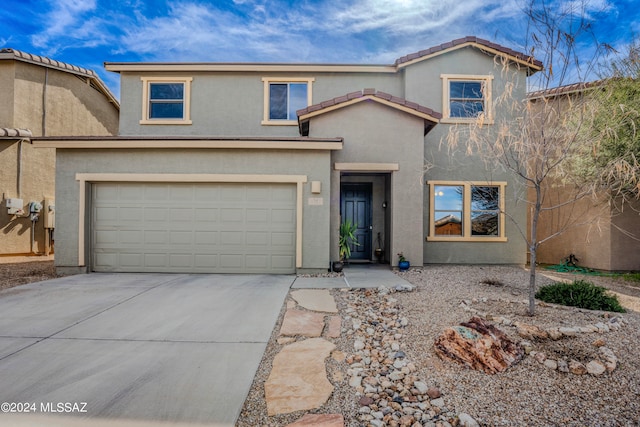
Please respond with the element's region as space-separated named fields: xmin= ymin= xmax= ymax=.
xmin=34 ymin=37 xmax=542 ymax=275
xmin=1 ymin=48 xmax=119 ymax=256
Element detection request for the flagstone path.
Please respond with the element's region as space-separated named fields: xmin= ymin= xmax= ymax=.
xmin=264 ymin=289 xmax=345 ymax=426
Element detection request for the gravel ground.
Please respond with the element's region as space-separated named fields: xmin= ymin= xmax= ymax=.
xmin=238 ymin=265 xmax=640 ymax=427
xmin=0 ymin=257 xmax=58 ymax=291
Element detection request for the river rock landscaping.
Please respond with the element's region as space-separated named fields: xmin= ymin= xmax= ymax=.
xmin=238 ymin=265 xmax=640 ymax=427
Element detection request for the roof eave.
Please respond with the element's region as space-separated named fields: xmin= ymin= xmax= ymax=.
xmin=104 ymin=62 xmax=397 ymax=74
xmin=297 ymin=92 xmax=441 ymax=137
xmin=396 ymin=41 xmax=543 ymax=73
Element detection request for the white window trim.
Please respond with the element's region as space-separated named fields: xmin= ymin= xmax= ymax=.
xmin=440 ymin=74 xmax=493 ymax=124
xmin=140 ymin=77 xmax=193 ymax=125
xmin=262 ymin=77 xmax=314 ymax=126
xmin=427 ymin=180 xmax=507 ymax=242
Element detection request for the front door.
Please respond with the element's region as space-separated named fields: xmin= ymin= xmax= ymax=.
xmin=341 ymin=183 xmax=372 ymax=260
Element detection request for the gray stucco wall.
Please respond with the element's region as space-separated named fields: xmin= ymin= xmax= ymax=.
xmin=55 ymin=148 xmax=332 ymax=273
xmin=306 ymin=101 xmax=426 ymax=267
xmin=417 ymin=48 xmax=529 ymax=265
xmin=117 ymin=71 xmax=400 ymax=137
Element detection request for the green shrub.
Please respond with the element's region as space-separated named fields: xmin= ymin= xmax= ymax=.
xmin=622 ymin=272 xmax=640 ymax=283
xmin=535 ymin=280 xmax=626 ymax=313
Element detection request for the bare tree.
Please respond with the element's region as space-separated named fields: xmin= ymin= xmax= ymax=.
xmin=446 ymin=0 xmax=614 ymax=315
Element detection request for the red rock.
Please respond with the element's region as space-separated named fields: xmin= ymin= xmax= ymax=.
xmin=426 ymin=387 xmax=441 ymax=399
xmin=515 ymin=322 xmax=549 ymax=340
xmin=359 ymin=396 xmax=374 ymax=406
xmin=399 ymin=414 xmax=415 ymax=425
xmin=568 ymin=360 xmax=587 ymax=375
xmin=434 ymin=316 xmax=524 ymax=374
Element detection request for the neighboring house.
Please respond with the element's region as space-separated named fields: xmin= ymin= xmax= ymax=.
xmin=0 ymin=48 xmax=119 ymax=256
xmin=528 ymin=82 xmax=640 ymax=271
xmin=34 ymin=37 xmax=542 ymax=275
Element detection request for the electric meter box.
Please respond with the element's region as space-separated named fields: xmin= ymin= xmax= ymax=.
xmin=29 ymin=201 xmax=43 ymax=213
xmin=6 ymin=198 xmax=24 ymax=215
xmin=43 ymin=198 xmax=55 ymax=229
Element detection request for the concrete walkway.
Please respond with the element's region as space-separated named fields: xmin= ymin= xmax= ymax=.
xmin=292 ymin=264 xmax=412 ymax=289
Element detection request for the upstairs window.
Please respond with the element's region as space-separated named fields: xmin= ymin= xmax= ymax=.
xmin=141 ymin=77 xmax=192 ymax=125
xmin=441 ymin=75 xmax=493 ymax=123
xmin=262 ymin=77 xmax=314 ymax=125
xmin=428 ymin=181 xmax=506 ymax=241
xmin=149 ymin=83 xmax=184 ymax=118
xmin=450 ymin=81 xmax=484 ymax=117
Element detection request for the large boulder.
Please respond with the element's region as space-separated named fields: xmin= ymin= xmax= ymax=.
xmin=434 ymin=316 xmax=524 ymax=374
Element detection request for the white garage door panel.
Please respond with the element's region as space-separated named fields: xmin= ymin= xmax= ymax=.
xmin=91 ymin=182 xmax=296 ymax=273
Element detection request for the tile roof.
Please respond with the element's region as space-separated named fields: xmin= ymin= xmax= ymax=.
xmin=0 ymin=48 xmax=119 ymax=106
xmin=297 ymin=89 xmax=442 ymax=121
xmin=395 ymin=36 xmax=543 ymax=70
xmin=527 ymin=80 xmax=604 ymax=99
xmin=0 ymin=48 xmax=98 ymax=78
xmin=0 ymin=128 xmax=33 ymax=139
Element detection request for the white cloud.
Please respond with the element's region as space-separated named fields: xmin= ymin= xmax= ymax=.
xmin=562 ymin=0 xmax=615 ymax=17
xmin=115 ymin=1 xmax=318 ymax=62
xmin=31 ymin=0 xmax=98 ymax=49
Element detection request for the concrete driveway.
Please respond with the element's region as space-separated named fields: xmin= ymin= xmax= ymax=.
xmin=0 ymin=273 xmax=293 ymax=426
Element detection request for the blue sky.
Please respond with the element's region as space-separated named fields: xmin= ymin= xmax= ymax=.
xmin=1 ymin=0 xmax=638 ymax=97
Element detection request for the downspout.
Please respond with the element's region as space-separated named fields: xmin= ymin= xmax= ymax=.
xmin=17 ymin=139 xmax=22 ymax=198
xmin=42 ymin=68 xmax=48 ymax=136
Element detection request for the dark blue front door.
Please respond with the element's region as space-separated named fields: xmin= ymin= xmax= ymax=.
xmin=341 ymin=183 xmax=372 ymax=260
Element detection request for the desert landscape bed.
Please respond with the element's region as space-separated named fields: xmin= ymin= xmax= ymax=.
xmin=239 ymin=265 xmax=640 ymax=427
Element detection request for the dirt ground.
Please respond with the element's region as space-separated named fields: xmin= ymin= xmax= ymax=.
xmin=0 ymin=256 xmax=59 ymax=291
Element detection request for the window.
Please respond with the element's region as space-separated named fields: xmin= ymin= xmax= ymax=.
xmin=140 ymin=77 xmax=192 ymax=124
xmin=433 ymin=185 xmax=464 ymax=236
xmin=441 ymin=74 xmax=493 ymax=123
xmin=262 ymin=77 xmax=314 ymax=125
xmin=428 ymin=181 xmax=506 ymax=241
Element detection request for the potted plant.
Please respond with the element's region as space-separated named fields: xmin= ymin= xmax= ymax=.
xmin=397 ymin=252 xmax=410 ymax=271
xmin=333 ymin=220 xmax=359 ymax=272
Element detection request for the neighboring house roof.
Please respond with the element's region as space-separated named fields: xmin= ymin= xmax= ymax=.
xmin=0 ymin=48 xmax=119 ymax=108
xmin=0 ymin=128 xmax=32 ymax=139
xmin=104 ymin=36 xmax=542 ymax=75
xmin=395 ymin=36 xmax=543 ymax=72
xmin=434 ymin=214 xmax=462 ymax=226
xmin=297 ymin=89 xmax=442 ymax=136
xmin=527 ymin=80 xmax=604 ymax=100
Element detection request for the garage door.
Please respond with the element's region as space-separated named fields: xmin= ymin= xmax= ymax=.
xmin=91 ymin=182 xmax=296 ymax=273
